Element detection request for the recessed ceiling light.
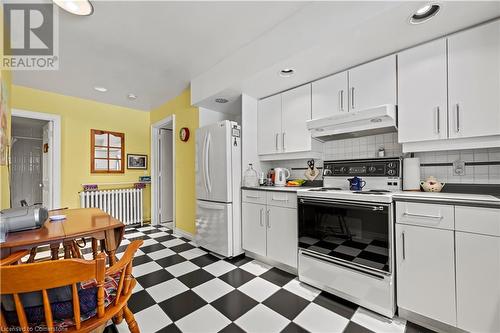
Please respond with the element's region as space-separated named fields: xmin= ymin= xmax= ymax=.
xmin=409 ymin=3 xmax=440 ymax=24
xmin=127 ymin=93 xmax=137 ymax=101
xmin=279 ymin=68 xmax=295 ymax=77
xmin=215 ymin=98 xmax=229 ymax=104
xmin=94 ymin=86 xmax=107 ymax=92
xmin=53 ymin=0 xmax=94 ymax=16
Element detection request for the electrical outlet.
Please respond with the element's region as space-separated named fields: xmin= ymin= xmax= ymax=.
xmin=453 ymin=160 xmax=466 ymax=176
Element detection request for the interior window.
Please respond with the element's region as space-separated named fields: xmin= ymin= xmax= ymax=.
xmin=91 ymin=129 xmax=125 ymax=173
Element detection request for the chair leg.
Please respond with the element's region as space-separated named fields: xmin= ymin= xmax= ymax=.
xmin=123 ymin=306 xmax=139 ymax=333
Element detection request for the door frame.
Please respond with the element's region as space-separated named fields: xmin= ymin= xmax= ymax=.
xmin=151 ymin=115 xmax=175 ymax=227
xmin=11 ymin=109 xmax=61 ymax=210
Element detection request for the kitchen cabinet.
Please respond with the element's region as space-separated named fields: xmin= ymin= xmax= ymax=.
xmin=398 ymin=39 xmax=448 ymax=143
xmin=257 ymin=94 xmax=282 ymax=155
xmin=311 ymin=71 xmax=348 ymax=119
xmin=348 ymin=55 xmax=397 ymax=112
xmin=282 ymin=84 xmax=312 ymax=153
xmin=395 ymin=223 xmax=456 ymax=326
xmin=242 ymin=190 xmax=298 ymax=268
xmin=448 ymin=20 xmax=500 ymax=139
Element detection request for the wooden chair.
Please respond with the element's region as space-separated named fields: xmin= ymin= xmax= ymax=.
xmin=0 ymin=240 xmax=143 ymax=333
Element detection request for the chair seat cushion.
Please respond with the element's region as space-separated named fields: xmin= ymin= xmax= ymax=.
xmin=2 ymin=272 xmax=122 ymax=331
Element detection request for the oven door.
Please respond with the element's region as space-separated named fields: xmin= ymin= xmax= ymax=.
xmin=298 ymin=197 xmax=392 ymax=275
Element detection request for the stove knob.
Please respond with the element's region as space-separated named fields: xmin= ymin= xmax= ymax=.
xmin=388 ymin=162 xmax=397 ymax=169
xmin=324 ymin=169 xmax=332 ymax=176
xmin=339 ymin=167 xmax=347 ymax=173
xmin=387 ymin=169 xmax=396 ymax=176
xmin=368 ymin=166 xmax=377 ymax=173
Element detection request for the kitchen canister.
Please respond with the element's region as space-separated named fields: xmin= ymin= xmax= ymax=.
xmin=403 ymin=157 xmax=421 ymax=191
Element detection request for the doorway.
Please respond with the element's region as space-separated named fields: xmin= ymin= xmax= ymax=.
xmin=151 ymin=115 xmax=175 ymax=227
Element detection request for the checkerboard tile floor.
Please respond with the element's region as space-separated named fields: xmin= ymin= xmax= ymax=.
xmin=27 ymin=225 xmax=434 ymax=333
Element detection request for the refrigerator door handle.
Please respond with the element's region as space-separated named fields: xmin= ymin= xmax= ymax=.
xmin=198 ymin=201 xmax=225 ymax=210
xmin=202 ymin=132 xmax=209 ymax=194
xmin=205 ymin=132 xmax=212 ymax=193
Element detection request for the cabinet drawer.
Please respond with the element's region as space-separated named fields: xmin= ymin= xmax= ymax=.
xmin=455 ymin=206 xmax=500 ymax=236
xmin=396 ymin=202 xmax=454 ymax=230
xmin=242 ymin=190 xmax=266 ymax=204
xmin=266 ymin=191 xmax=297 ymax=208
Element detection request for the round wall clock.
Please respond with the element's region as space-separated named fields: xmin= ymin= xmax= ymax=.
xmin=179 ymin=127 xmax=190 ymax=142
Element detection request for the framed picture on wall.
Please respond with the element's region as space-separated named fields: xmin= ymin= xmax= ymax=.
xmin=127 ymin=154 xmax=148 ymax=170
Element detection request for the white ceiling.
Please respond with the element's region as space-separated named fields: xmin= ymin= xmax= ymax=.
xmin=13 ymin=1 xmax=500 ymax=113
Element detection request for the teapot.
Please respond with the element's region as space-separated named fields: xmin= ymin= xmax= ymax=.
xmin=420 ymin=176 xmax=445 ymax=192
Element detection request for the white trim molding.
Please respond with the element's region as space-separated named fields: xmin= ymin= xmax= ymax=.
xmin=11 ymin=109 xmax=61 ymax=210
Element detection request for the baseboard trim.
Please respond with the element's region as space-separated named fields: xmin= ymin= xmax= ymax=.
xmin=398 ymin=308 xmax=466 ymax=333
xmin=244 ymin=250 xmax=297 ymax=275
xmin=173 ymin=227 xmax=194 ymax=240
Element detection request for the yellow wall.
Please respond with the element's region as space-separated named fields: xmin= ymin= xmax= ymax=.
xmin=11 ymin=85 xmax=151 ymax=220
xmin=151 ymin=88 xmax=198 ymax=234
xmin=0 ymin=70 xmax=12 ymax=210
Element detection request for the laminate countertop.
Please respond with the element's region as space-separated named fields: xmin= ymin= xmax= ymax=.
xmin=241 ymin=186 xmax=313 ymax=193
xmin=393 ymin=191 xmax=500 ymax=208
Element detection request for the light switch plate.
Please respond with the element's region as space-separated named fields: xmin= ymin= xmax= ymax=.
xmin=453 ymin=160 xmax=466 ymax=176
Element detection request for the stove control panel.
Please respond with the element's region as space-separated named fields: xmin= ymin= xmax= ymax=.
xmin=323 ymin=158 xmax=401 ymax=177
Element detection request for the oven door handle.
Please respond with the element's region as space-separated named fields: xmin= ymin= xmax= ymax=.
xmin=299 ymin=199 xmax=387 ymax=211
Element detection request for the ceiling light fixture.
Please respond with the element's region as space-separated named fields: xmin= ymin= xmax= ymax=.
xmin=215 ymin=98 xmax=229 ymax=104
xmin=127 ymin=93 xmax=137 ymax=101
xmin=94 ymin=86 xmax=107 ymax=92
xmin=279 ymin=68 xmax=295 ymax=78
xmin=409 ymin=3 xmax=440 ymax=24
xmin=53 ymin=0 xmax=94 ymax=16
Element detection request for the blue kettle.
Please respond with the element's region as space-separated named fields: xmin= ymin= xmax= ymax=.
xmin=348 ymin=176 xmax=366 ymax=191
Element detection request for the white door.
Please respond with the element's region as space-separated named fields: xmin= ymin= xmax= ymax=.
xmin=241 ymin=202 xmax=266 ymax=257
xmin=396 ymin=224 xmax=456 ymax=326
xmin=398 ymin=39 xmax=448 ymax=143
xmin=42 ymin=122 xmax=52 ymax=209
xmin=448 ymin=20 xmax=500 ymax=138
xmin=456 ymin=232 xmax=500 ymax=333
xmin=348 ymin=55 xmax=397 ymax=111
xmin=196 ymin=200 xmax=232 ymax=257
xmin=257 ymin=94 xmax=282 ymax=155
xmin=281 ymin=84 xmax=312 ymax=153
xmin=159 ymin=129 xmax=173 ymax=223
xmin=311 ymin=71 xmax=348 ymax=119
xmin=266 ymin=206 xmax=297 ymax=268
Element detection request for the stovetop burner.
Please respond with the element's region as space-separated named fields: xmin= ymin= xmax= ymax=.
xmin=308 ymin=187 xmax=343 ymax=192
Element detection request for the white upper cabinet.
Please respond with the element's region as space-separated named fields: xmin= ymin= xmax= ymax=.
xmin=448 ymin=20 xmax=500 ymax=139
xmin=398 ymin=39 xmax=448 ymax=143
xmin=348 ymin=55 xmax=397 ymax=111
xmin=282 ymin=84 xmax=312 ymax=153
xmin=257 ymin=94 xmax=282 ymax=155
xmin=311 ymin=71 xmax=348 ymax=119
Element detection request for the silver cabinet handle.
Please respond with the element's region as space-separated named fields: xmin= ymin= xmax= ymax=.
xmin=266 ymin=209 xmax=270 ymax=228
xmin=282 ymin=132 xmax=285 ymax=151
xmin=351 ymin=87 xmax=355 ymax=109
xmin=455 ymin=104 xmax=460 ymax=132
xmin=246 ymin=195 xmax=260 ymax=199
xmin=372 ymin=206 xmax=384 ymax=211
xmin=272 ymin=196 xmax=289 ymax=202
xmin=402 ymin=231 xmax=406 ymax=260
xmin=275 ymin=133 xmax=279 ymax=151
xmin=259 ymin=208 xmax=264 ymax=227
xmin=403 ymin=212 xmax=443 ymax=220
xmin=436 ymin=106 xmax=440 ymax=134
xmin=339 ymin=90 xmax=344 ymax=111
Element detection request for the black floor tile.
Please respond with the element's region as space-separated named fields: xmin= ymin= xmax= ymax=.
xmin=262 ymin=289 xmax=309 ymax=320
xmin=260 ymin=267 xmax=296 ymax=287
xmin=343 ymin=321 xmax=375 ymax=333
xmin=132 ymin=255 xmax=153 ymax=267
xmin=219 ymin=323 xmax=246 ymax=333
xmin=155 ymin=254 xmax=186 ymax=268
xmin=143 ymin=229 xmax=163 ymax=235
xmin=224 ymin=255 xmax=252 ymax=267
xmin=281 ymin=322 xmax=309 ymax=333
xmin=155 ymin=235 xmax=176 ymax=243
xmin=141 ymin=243 xmax=167 ymax=254
xmin=103 ymin=324 xmax=119 ymax=333
xmin=190 ymin=253 xmax=220 ymax=267
xmin=177 ymin=269 xmax=215 ymax=288
xmin=127 ymin=290 xmax=157 ymax=313
xmin=211 ymin=290 xmax=259 ymax=321
xmin=158 ymin=290 xmax=207 ymax=322
xmin=405 ymin=321 xmax=436 ymax=333
xmin=136 ymin=269 xmax=174 ymax=289
xmin=218 ymin=268 xmax=256 ymax=288
xmin=156 ymin=323 xmax=182 ymax=333
xmin=313 ymin=291 xmax=358 ymax=319
xmin=170 ymin=243 xmax=195 ymax=253
xmin=128 ymin=235 xmax=151 ymax=242
xmin=180 ymin=237 xmax=191 ymax=242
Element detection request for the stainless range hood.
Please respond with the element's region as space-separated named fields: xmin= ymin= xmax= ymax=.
xmin=307 ymin=104 xmax=397 ymax=141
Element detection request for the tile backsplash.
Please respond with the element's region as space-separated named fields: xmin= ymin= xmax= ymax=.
xmin=323 ymin=133 xmax=402 ymax=161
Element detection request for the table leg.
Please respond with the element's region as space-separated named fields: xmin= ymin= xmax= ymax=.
xmin=92 ymin=238 xmax=99 ymax=259
xmin=105 ymin=227 xmax=125 ymax=324
xmin=27 ymin=247 xmax=37 ymax=263
xmin=50 ymin=243 xmax=60 ymax=260
xmin=63 ymin=241 xmax=72 ymax=259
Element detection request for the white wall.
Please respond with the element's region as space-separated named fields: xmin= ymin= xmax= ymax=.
xmin=241 ymin=94 xmax=262 ymax=175
xmin=199 ymin=107 xmax=242 ymax=127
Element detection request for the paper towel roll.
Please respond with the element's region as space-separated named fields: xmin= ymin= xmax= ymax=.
xmin=403 ymin=157 xmax=421 ymax=191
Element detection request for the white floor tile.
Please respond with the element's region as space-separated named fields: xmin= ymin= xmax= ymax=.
xmin=149 ymin=232 xmax=170 ymax=238
xmin=147 ymin=248 xmax=176 ymax=260
xmin=351 ymin=307 xmax=406 ymax=333
xmin=132 ymin=261 xmax=163 ymax=277
xmin=239 ymin=260 xmax=272 ymax=276
xmin=120 ymin=239 xmax=131 ymax=245
xmin=118 ymin=248 xmax=144 ymax=260
xmin=203 ymin=260 xmax=236 ymax=277
xmin=192 ymin=278 xmax=234 ymax=303
xmin=165 ymin=261 xmax=199 ymax=277
xmin=178 ymin=247 xmax=207 ymax=260
xmin=235 ymin=304 xmax=290 ymax=333
xmin=140 ymin=238 xmax=158 ymax=247
xmin=237 ymin=277 xmax=280 ymax=302
xmin=133 ymin=304 xmax=172 ymax=332
xmin=132 ymin=281 xmax=143 ymax=294
xmin=293 ymin=302 xmax=349 ymax=333
xmin=162 ymin=238 xmax=186 ymax=248
xmin=146 ymin=278 xmax=189 ymax=303
xmin=283 ymin=279 xmax=321 ymax=301
xmin=175 ymin=305 xmax=231 ymax=333
xmin=137 ymin=226 xmax=156 ymax=232
xmin=124 ymin=232 xmax=144 ymax=239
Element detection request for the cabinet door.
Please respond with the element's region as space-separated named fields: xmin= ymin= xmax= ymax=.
xmin=396 ymin=224 xmax=456 ymax=326
xmin=258 ymin=94 xmax=282 ymax=155
xmin=398 ymin=39 xmax=448 ymax=143
xmin=456 ymin=232 xmax=500 ymax=333
xmin=242 ymin=202 xmax=266 ymax=257
xmin=281 ymin=84 xmax=312 ymax=153
xmin=266 ymin=206 xmax=297 ymax=268
xmin=311 ymin=71 xmax=348 ymax=119
xmin=448 ymin=20 xmax=500 ymax=139
xmin=348 ymin=55 xmax=396 ymax=111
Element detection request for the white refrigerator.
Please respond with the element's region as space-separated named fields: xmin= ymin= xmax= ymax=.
xmin=195 ymin=120 xmax=242 ymax=257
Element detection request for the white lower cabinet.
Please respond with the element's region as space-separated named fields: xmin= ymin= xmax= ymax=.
xmin=242 ymin=190 xmax=297 ymax=268
xmin=395 ymin=223 xmax=456 ymax=326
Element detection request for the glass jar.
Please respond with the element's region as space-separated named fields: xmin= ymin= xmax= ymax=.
xmin=243 ymin=163 xmax=259 ymax=187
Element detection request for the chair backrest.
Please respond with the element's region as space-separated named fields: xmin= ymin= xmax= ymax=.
xmin=0 ymin=240 xmax=143 ymax=332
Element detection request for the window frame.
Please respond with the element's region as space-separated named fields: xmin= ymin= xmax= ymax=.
xmin=90 ymin=129 xmax=125 ymax=174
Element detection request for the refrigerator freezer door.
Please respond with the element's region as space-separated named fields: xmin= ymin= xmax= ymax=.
xmin=195 ymin=200 xmax=232 ymax=257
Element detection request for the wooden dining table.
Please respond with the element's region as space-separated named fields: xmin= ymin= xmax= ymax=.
xmin=0 ymin=208 xmax=125 ymax=265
